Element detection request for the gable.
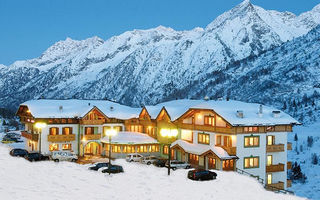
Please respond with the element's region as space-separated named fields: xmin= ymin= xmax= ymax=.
xmin=156 ymin=107 xmax=171 ymax=122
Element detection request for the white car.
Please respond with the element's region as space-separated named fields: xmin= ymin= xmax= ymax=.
xmin=126 ymin=153 xmax=143 ymax=162
xmin=51 ymin=151 xmax=78 ymax=162
xmin=141 ymin=156 xmax=158 ymax=165
xmin=165 ymin=160 xmax=191 ymax=170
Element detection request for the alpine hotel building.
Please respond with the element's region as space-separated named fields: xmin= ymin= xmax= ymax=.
xmin=16 ymin=99 xmax=299 ymax=190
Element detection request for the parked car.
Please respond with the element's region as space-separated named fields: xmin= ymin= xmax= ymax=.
xmin=188 ymin=169 xmax=217 ymax=181
xmin=141 ymin=156 xmax=158 ymax=165
xmin=88 ymin=162 xmax=110 ymax=171
xmin=101 ymin=165 xmax=124 ymax=174
xmin=125 ymin=153 xmax=143 ymax=162
xmin=153 ymin=158 xmax=167 ymax=167
xmin=5 ymin=132 xmax=21 ymax=139
xmin=2 ymin=135 xmax=22 ymax=143
xmin=166 ymin=160 xmax=191 ymax=170
xmin=25 ymin=153 xmax=50 ymax=162
xmin=50 ymin=151 xmax=78 ymax=162
xmin=9 ymin=148 xmax=28 ymax=157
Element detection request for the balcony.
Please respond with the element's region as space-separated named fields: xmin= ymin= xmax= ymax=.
xmin=266 ymin=144 xmax=284 ymax=152
xmin=82 ymin=134 xmax=102 ymax=140
xmin=47 ymin=134 xmax=76 ymax=142
xmin=218 ymin=146 xmax=237 ymax=156
xmin=81 ymin=119 xmax=105 ymax=125
xmin=287 ymin=161 xmax=292 ymax=170
xmin=266 ymin=181 xmax=284 ymax=191
xmin=287 ymin=142 xmax=292 ymax=150
xmin=266 ymin=163 xmax=285 ymax=172
xmin=21 ymin=131 xmax=38 ymax=141
xmin=287 ymin=179 xmax=292 ymax=188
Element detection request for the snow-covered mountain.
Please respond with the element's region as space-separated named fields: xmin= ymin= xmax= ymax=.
xmin=1 ymin=0 xmax=320 ymax=113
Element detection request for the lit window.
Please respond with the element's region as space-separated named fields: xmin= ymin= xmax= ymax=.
xmin=244 ymin=127 xmax=259 ymax=132
xmin=49 ymin=144 xmax=59 ymax=151
xmin=204 ymin=116 xmax=215 ymax=126
xmin=216 ymin=135 xmax=222 ymax=145
xmin=244 ymin=157 xmax=259 ymax=168
xmin=49 ymin=127 xmax=59 ymax=135
xmin=62 ymin=127 xmax=72 ymax=135
xmin=112 ymin=145 xmax=121 ymax=153
xmin=181 ymin=130 xmax=193 ymax=142
xmin=62 ymin=143 xmax=72 ymax=150
xmin=198 ymin=133 xmax=210 ymax=144
xmin=244 ymin=136 xmax=259 ymax=147
xmin=267 ymin=135 xmax=275 ymax=145
xmin=163 ymin=145 xmax=169 ymax=154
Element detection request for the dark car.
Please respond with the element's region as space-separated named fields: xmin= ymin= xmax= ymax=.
xmin=88 ymin=162 xmax=110 ymax=171
xmin=153 ymin=158 xmax=167 ymax=167
xmin=188 ymin=169 xmax=217 ymax=181
xmin=10 ymin=148 xmax=28 ymax=157
xmin=101 ymin=165 xmax=124 ymax=174
xmin=25 ymin=153 xmax=50 ymax=162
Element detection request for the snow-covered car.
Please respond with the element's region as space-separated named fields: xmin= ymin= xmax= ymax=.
xmin=88 ymin=162 xmax=110 ymax=171
xmin=125 ymin=153 xmax=143 ymax=162
xmin=50 ymin=151 xmax=78 ymax=162
xmin=165 ymin=160 xmax=191 ymax=170
xmin=141 ymin=156 xmax=158 ymax=165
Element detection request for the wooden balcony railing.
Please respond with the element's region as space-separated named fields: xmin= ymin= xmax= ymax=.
xmin=287 ymin=179 xmax=292 ymax=188
xmin=21 ymin=131 xmax=38 ymax=141
xmin=266 ymin=163 xmax=285 ymax=172
xmin=176 ymin=122 xmax=235 ymax=134
xmin=218 ymin=146 xmax=237 ymax=156
xmin=81 ymin=119 xmax=105 ymax=125
xmin=82 ymin=134 xmax=102 ymax=140
xmin=287 ymin=142 xmax=292 ymax=150
xmin=287 ymin=161 xmax=292 ymax=170
xmin=266 ymin=144 xmax=284 ymax=152
xmin=266 ymin=181 xmax=284 ymax=191
xmin=47 ymin=134 xmax=76 ymax=142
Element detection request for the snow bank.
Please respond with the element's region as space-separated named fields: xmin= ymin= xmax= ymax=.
xmin=0 ymin=145 xmax=305 ymax=200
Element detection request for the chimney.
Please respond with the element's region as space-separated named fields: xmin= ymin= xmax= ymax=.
xmin=272 ymin=111 xmax=281 ymax=118
xmin=110 ymin=106 xmax=114 ymax=111
xmin=204 ymin=96 xmax=209 ymax=101
xmin=88 ymin=103 xmax=91 ymax=106
xmin=59 ymin=105 xmax=63 ymax=112
xmin=236 ymin=110 xmax=244 ymax=118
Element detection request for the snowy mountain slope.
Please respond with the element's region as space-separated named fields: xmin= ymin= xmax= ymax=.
xmin=1 ymin=0 xmax=320 ymax=110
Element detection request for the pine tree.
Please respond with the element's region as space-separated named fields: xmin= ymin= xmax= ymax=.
xmin=312 ymin=153 xmax=318 ymax=165
xmin=289 ymin=162 xmax=307 ymax=183
xmin=283 ymin=101 xmax=287 ymax=110
xmin=307 ymin=136 xmax=314 ymax=148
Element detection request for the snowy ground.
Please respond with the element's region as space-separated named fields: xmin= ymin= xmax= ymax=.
xmin=0 ymin=138 xmax=305 ymax=200
xmin=289 ymin=123 xmax=320 ymax=200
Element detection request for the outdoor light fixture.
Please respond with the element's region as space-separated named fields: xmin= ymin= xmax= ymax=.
xmin=34 ymin=122 xmax=47 ymax=156
xmin=160 ymin=128 xmax=178 ymax=175
xmin=105 ymin=128 xmax=118 ymax=175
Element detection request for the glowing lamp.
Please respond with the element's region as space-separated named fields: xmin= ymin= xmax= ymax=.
xmin=105 ymin=128 xmax=117 ymax=137
xmin=35 ymin=122 xmax=47 ymax=129
xmin=160 ymin=129 xmax=178 ymax=137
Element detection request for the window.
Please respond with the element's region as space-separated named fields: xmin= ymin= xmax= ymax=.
xmin=112 ymin=145 xmax=121 ymax=153
xmin=208 ymin=158 xmax=216 ymax=169
xmin=49 ymin=127 xmax=59 ymax=135
xmin=267 ymin=174 xmax=272 ymax=185
xmin=163 ymin=145 xmax=169 ymax=155
xmin=49 ymin=144 xmax=59 ymax=151
xmin=85 ymin=127 xmax=94 ymax=135
xmin=267 ymin=155 xmax=273 ymax=166
xmin=62 ymin=143 xmax=72 ymax=150
xmin=216 ymin=116 xmax=227 ymax=127
xmin=216 ymin=135 xmax=222 ymax=145
xmin=244 ymin=157 xmax=259 ymax=168
xmin=198 ymin=133 xmax=210 ymax=144
xmin=103 ymin=126 xmax=122 ymax=136
xmin=137 ymin=145 xmax=148 ymax=153
xmin=129 ymin=125 xmax=142 ymax=133
xmin=149 ymin=145 xmax=159 ymax=152
xmin=224 ymin=136 xmax=232 ymax=147
xmin=62 ymin=127 xmax=72 ymax=135
xmin=204 ymin=116 xmax=215 ymax=126
xmin=244 ymin=127 xmax=259 ymax=132
xmin=223 ymin=160 xmax=234 ymax=170
xmin=181 ymin=130 xmax=193 ymax=142
xmin=244 ymin=136 xmax=260 ymax=147
xmin=266 ymin=126 xmax=275 ymax=132
xmin=189 ymin=153 xmax=199 ymax=164
xmin=123 ymin=145 xmax=135 ymax=153
xmin=267 ymin=135 xmax=275 ymax=145
xmin=146 ymin=126 xmax=155 ymax=136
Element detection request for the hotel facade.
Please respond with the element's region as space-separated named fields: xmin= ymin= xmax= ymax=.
xmin=17 ymin=99 xmax=299 ymax=190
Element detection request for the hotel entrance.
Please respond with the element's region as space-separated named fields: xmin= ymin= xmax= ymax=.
xmin=84 ymin=142 xmax=101 ymax=155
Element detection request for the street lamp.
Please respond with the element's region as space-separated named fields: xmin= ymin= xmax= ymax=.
xmin=160 ymin=128 xmax=178 ymax=175
xmin=34 ymin=122 xmax=47 ymax=159
xmin=105 ymin=128 xmax=118 ymax=175
xmin=81 ymin=137 xmax=86 ymax=157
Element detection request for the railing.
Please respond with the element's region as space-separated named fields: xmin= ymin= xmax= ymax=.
xmin=48 ymin=134 xmax=76 ymax=142
xmin=236 ymin=168 xmax=294 ymax=195
xmin=215 ymin=127 xmax=236 ymax=134
xmin=82 ymin=134 xmax=102 ymax=140
xmin=287 ymin=179 xmax=292 ymax=188
xmin=287 ymin=161 xmax=292 ymax=170
xmin=266 ymin=163 xmax=285 ymax=172
xmin=266 ymin=144 xmax=284 ymax=152
xmin=81 ymin=119 xmax=105 ymax=125
xmin=218 ymin=146 xmax=237 ymax=156
xmin=287 ymin=142 xmax=292 ymax=150
xmin=266 ymin=181 xmax=284 ymax=190
xmin=21 ymin=131 xmax=38 ymax=141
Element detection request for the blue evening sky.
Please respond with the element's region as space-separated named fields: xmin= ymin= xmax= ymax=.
xmin=0 ymin=0 xmax=319 ymax=65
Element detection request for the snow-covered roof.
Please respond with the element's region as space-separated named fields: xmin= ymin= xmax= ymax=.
xmin=20 ymin=99 xmax=140 ymax=120
xmin=19 ymin=99 xmax=299 ymax=126
xmin=171 ymin=139 xmax=236 ymax=160
xmin=100 ymin=131 xmax=158 ymax=144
